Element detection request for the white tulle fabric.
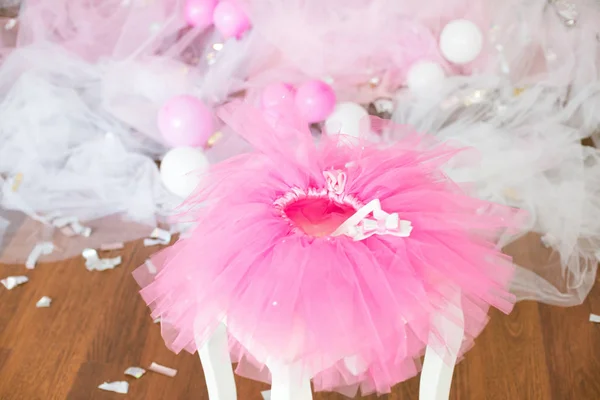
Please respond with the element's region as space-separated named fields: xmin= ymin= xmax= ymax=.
xmin=0 ymin=45 xmax=168 ymax=262
xmin=391 ymin=74 xmax=600 ymax=306
xmin=0 ymin=0 xmax=252 ymax=263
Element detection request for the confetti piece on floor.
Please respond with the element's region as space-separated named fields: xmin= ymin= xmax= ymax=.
xmin=148 ymin=362 xmax=177 ymax=377
xmin=25 ymin=242 xmax=54 ymax=269
xmin=98 ymin=381 xmax=129 ymax=394
xmin=590 ymin=314 xmax=600 ymax=323
xmin=144 ymin=228 xmax=172 ymax=247
xmin=82 ymin=249 xmax=122 ymax=271
xmin=1 ymin=276 xmax=28 ymax=290
xmin=124 ymin=367 xmax=146 ymax=379
xmin=145 ymin=259 xmax=157 ymax=274
xmin=36 ymin=296 xmax=52 ymax=308
xmin=52 ymin=216 xmax=92 ymax=237
xmin=262 ymin=390 xmax=271 ymax=399
xmin=100 ymin=242 xmax=125 ymax=251
xmin=153 ymin=317 xmax=161 ymax=324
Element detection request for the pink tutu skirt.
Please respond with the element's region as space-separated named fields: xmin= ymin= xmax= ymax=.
xmin=135 ymin=102 xmax=524 ymax=396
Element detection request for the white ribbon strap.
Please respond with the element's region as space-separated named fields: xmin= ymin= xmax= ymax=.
xmin=323 ymin=170 xmax=347 ymax=195
xmin=331 ymin=199 xmax=413 ymax=241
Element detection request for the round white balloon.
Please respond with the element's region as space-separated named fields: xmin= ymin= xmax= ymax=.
xmin=324 ymin=102 xmax=370 ymax=138
xmin=406 ymin=61 xmax=446 ymax=94
xmin=160 ymin=147 xmax=209 ymax=198
xmin=439 ymin=19 xmax=483 ymax=65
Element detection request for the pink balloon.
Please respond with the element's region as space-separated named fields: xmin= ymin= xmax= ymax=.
xmin=158 ymin=95 xmax=214 ymax=147
xmin=294 ymin=80 xmax=336 ymax=123
xmin=213 ymin=1 xmax=251 ymax=39
xmin=184 ymin=0 xmax=218 ymax=29
xmin=261 ymin=83 xmax=296 ymax=109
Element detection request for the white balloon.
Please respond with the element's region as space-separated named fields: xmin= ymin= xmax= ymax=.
xmin=324 ymin=102 xmax=370 ymax=138
xmin=160 ymin=147 xmax=209 ymax=198
xmin=439 ymin=19 xmax=483 ymax=65
xmin=406 ymin=61 xmax=446 ymax=94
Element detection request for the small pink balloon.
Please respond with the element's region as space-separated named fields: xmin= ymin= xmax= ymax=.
xmin=213 ymin=1 xmax=251 ymax=39
xmin=261 ymin=83 xmax=296 ymax=109
xmin=158 ymin=95 xmax=214 ymax=147
xmin=294 ymin=80 xmax=336 ymax=123
xmin=184 ymin=0 xmax=218 ymax=29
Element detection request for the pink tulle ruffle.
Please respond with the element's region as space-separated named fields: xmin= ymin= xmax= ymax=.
xmin=135 ymin=102 xmax=524 ymax=395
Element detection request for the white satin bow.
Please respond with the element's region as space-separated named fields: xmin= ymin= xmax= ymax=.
xmin=332 ymin=199 xmax=413 ymax=241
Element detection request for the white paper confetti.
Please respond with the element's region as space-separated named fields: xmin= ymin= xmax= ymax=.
xmin=124 ymin=366 xmax=146 ymax=379
xmin=4 ymin=19 xmax=17 ymax=30
xmin=148 ymin=362 xmax=177 ymax=377
xmin=98 ymin=381 xmax=129 ymax=394
xmin=82 ymin=249 xmax=122 ymax=271
xmin=144 ymin=228 xmax=172 ymax=247
xmin=52 ymin=216 xmax=92 ymax=237
xmin=26 ymin=242 xmax=54 ymax=269
xmin=100 ymin=242 xmax=125 ymax=251
xmin=145 ymin=259 xmax=157 ymax=274
xmin=1 ymin=276 xmax=28 ymax=290
xmin=153 ymin=317 xmax=161 ymax=324
xmin=261 ymin=390 xmax=271 ymax=399
xmin=36 ymin=296 xmax=52 ymax=308
xmin=589 ymin=314 xmax=600 ymax=323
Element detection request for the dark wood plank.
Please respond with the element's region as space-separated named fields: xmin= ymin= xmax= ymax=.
xmin=538 ymin=276 xmax=600 ymax=400
xmin=450 ymin=303 xmax=552 ymax=400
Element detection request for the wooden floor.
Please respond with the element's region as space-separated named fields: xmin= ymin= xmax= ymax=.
xmin=1 ymin=236 xmax=600 ymax=400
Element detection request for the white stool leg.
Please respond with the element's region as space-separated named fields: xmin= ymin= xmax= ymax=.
xmin=419 ymin=294 xmax=465 ymax=400
xmin=269 ymin=362 xmax=312 ymax=400
xmin=198 ymin=323 xmax=237 ymax=399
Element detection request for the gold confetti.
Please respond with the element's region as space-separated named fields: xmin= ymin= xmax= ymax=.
xmin=11 ymin=173 xmax=23 ymax=192
xmin=503 ymin=187 xmax=521 ymax=201
xmin=206 ymin=131 xmax=223 ymax=148
xmin=513 ymin=87 xmax=525 ymax=97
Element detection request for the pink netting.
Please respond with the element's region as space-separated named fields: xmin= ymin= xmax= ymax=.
xmin=134 ymin=102 xmax=525 ymax=396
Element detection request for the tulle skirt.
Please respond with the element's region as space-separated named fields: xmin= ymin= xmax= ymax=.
xmin=135 ymin=104 xmax=524 ymax=395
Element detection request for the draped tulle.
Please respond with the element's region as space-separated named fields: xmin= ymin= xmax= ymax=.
xmin=391 ymin=73 xmax=600 ymax=306
xmin=0 ymin=0 xmax=251 ymax=263
xmin=238 ymin=0 xmax=491 ymax=103
xmin=134 ymin=103 xmax=525 ymax=395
